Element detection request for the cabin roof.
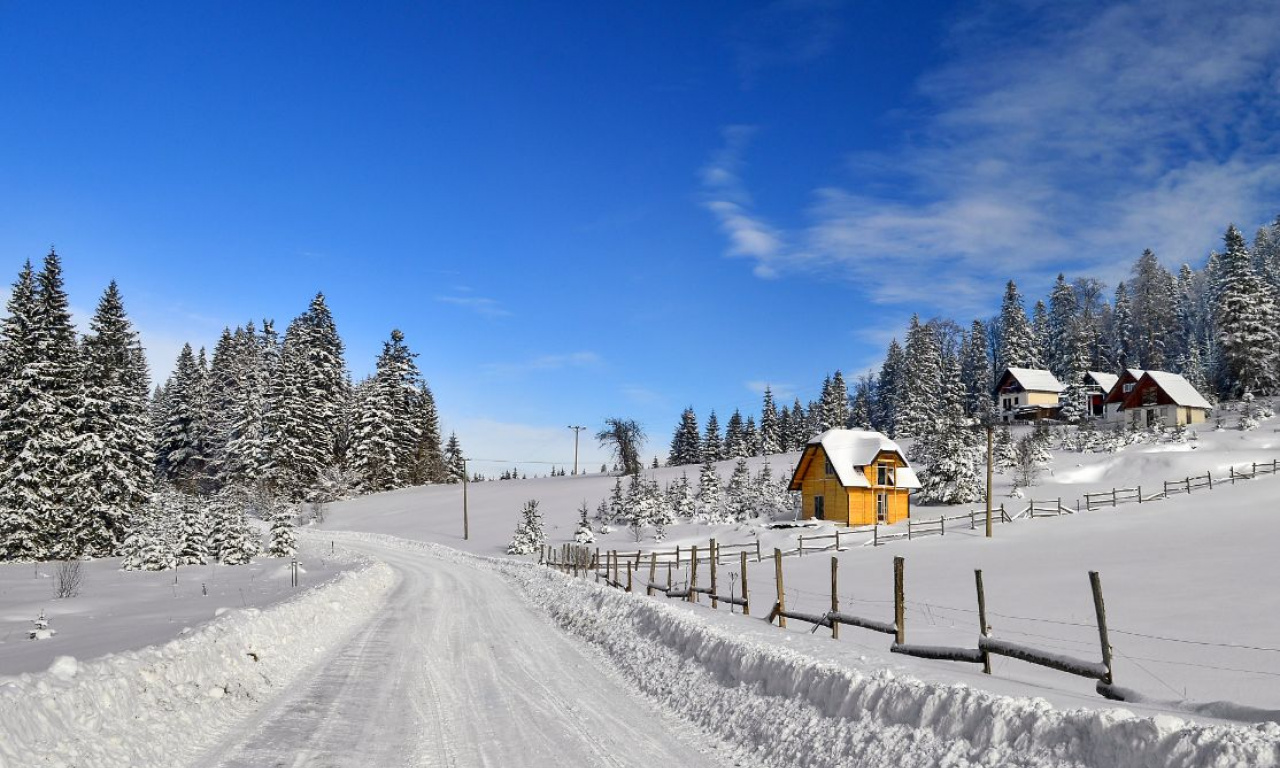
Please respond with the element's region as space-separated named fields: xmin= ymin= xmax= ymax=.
xmin=1085 ymin=371 xmax=1118 ymax=392
xmin=1141 ymin=371 xmax=1213 ymax=409
xmin=1000 ymin=367 xmax=1064 ymax=393
xmin=788 ymin=428 xmax=921 ymax=490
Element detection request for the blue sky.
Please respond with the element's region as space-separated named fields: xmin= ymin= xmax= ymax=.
xmin=3 ymin=1 xmax=1279 ymax=472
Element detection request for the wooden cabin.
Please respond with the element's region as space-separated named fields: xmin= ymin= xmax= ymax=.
xmin=995 ymin=367 xmax=1063 ymax=422
xmin=1116 ymin=371 xmax=1212 ymax=427
xmin=787 ymin=429 xmax=921 ymax=526
xmin=1083 ymin=371 xmax=1119 ymax=418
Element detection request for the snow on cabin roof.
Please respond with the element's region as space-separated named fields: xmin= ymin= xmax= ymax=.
xmin=1086 ymin=371 xmax=1118 ymax=392
xmin=804 ymin=429 xmax=922 ymax=489
xmin=1125 ymin=368 xmax=1147 ymax=381
xmin=1004 ymin=367 xmax=1064 ymax=393
xmin=1144 ymin=371 xmax=1213 ymax=409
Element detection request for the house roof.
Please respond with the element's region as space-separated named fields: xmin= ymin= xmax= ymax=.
xmin=1085 ymin=371 xmax=1118 ymax=393
xmin=789 ymin=429 xmax=921 ymax=490
xmin=1142 ymin=371 xmax=1213 ymax=409
xmin=1002 ymin=367 xmax=1064 ymax=393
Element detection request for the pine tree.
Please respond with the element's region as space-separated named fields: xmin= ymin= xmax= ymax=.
xmin=996 ymin=280 xmax=1036 ymax=372
xmin=444 ymin=432 xmax=467 ymax=483
xmin=573 ymin=502 xmax=595 ymax=544
xmin=0 ymin=262 xmax=46 ymax=560
xmin=701 ymin=411 xmax=723 ymax=463
xmin=820 ymin=371 xmax=850 ymax=431
xmin=1130 ymin=249 xmax=1176 ymax=370
xmin=759 ymin=386 xmax=781 ymax=455
xmin=849 ymin=374 xmax=874 ymax=429
xmin=960 ymin=320 xmax=993 ymax=417
xmin=696 ymin=458 xmax=723 ymax=521
xmin=874 ymin=339 xmax=906 ymax=436
xmin=350 ymin=329 xmax=424 ymax=492
xmin=743 ymin=415 xmax=760 ymax=456
xmin=666 ymin=472 xmax=696 ymax=519
xmin=1214 ymin=225 xmax=1280 ymax=396
xmin=506 ymin=499 xmax=544 ymax=555
xmin=174 ymin=492 xmax=208 ymax=565
xmin=1110 ymin=282 xmax=1134 ymax=370
xmin=265 ymin=497 xmax=297 ymax=557
xmin=897 ymin=316 xmax=943 ymax=441
xmin=725 ymin=458 xmax=753 ymax=522
xmin=408 ymin=383 xmax=446 ymax=485
xmin=723 ymin=409 xmax=747 ymax=458
xmin=66 ymin=282 xmax=154 ymax=556
xmin=787 ymin=398 xmax=810 ymax=448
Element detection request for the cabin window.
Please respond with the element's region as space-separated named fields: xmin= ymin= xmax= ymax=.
xmin=814 ymin=495 xmax=825 ymax=520
xmin=1123 ymin=383 xmax=1135 ymax=393
xmin=824 ymin=458 xmax=836 ymax=477
xmin=876 ymin=461 xmax=895 ymax=486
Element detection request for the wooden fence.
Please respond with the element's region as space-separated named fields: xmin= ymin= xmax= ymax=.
xmin=873 ymin=505 xmax=1012 ymax=545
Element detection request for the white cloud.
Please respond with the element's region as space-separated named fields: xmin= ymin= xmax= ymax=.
xmin=706 ymin=0 xmax=1280 ymax=312
xmin=436 ymin=294 xmax=511 ymax=318
xmin=481 ymin=351 xmax=602 ymax=377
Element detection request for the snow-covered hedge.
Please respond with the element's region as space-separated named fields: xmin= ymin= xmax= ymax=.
xmin=0 ymin=557 xmax=394 ymax=768
xmin=335 ymin=531 xmax=1280 ymax=768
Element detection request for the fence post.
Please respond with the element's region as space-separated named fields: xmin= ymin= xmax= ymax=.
xmin=1137 ymin=486 xmax=1142 ymax=504
xmin=907 ymin=520 xmax=913 ymax=541
xmin=1090 ymin=571 xmax=1114 ymax=687
xmin=1185 ymin=477 xmax=1191 ymax=494
xmin=626 ymin=563 xmax=633 ymax=593
xmin=798 ymin=534 xmax=804 ymax=556
xmin=1207 ymin=471 xmax=1213 ymax=490
xmin=830 ymin=556 xmax=840 ymax=640
xmin=893 ymin=556 xmax=905 ymax=645
xmin=756 ymin=539 xmax=762 ymax=563
xmin=1231 ymin=466 xmax=1236 ymax=484
xmin=667 ymin=561 xmax=673 ymax=591
xmin=970 ymin=510 xmax=975 ymax=530
xmin=941 ymin=516 xmax=946 ymax=536
xmin=874 ymin=523 xmax=879 ymax=546
xmin=647 ymin=553 xmax=657 ymax=596
xmin=689 ymin=545 xmax=699 ymax=603
xmin=774 ymin=548 xmax=786 ymax=628
xmin=975 ymin=569 xmax=991 ymax=675
xmin=1111 ymin=488 xmax=1118 ymax=507
xmin=710 ymin=538 xmax=719 ymax=609
xmin=741 ymin=550 xmax=750 ymax=616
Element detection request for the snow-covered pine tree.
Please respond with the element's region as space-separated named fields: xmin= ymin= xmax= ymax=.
xmin=723 ymin=409 xmax=747 ymax=458
xmin=702 ymin=411 xmax=723 ymax=463
xmin=743 ymin=415 xmax=760 ymax=456
xmin=269 ymin=294 xmax=350 ymax=499
xmin=897 ymin=315 xmax=943 ymax=442
xmin=1129 ymin=249 xmax=1176 ymax=370
xmin=350 ymin=329 xmax=424 ymax=492
xmin=1030 ymin=301 xmax=1049 ymax=370
xmin=668 ymin=407 xmax=702 ymax=466
xmin=67 ymin=282 xmax=154 ymax=557
xmin=759 ymin=386 xmax=781 ymax=455
xmin=849 ymin=374 xmax=874 ymax=429
xmin=573 ymin=502 xmax=595 ymax=544
xmin=444 ymin=432 xmax=467 ymax=483
xmin=221 ymin=322 xmax=272 ymax=489
xmin=725 ymin=457 xmax=752 ymax=522
xmin=996 ymin=280 xmax=1036 ymax=373
xmin=874 ymin=339 xmax=906 ymax=436
xmin=506 ymin=499 xmax=544 ymax=555
xmin=0 ymin=262 xmax=46 ymax=560
xmin=960 ymin=320 xmax=993 ymax=417
xmin=174 ymin=492 xmax=208 ymax=565
xmin=821 ymin=371 xmax=850 ymax=431
xmin=1214 ymin=225 xmax=1280 ymax=397
xmin=265 ymin=496 xmax=297 ymax=557
xmin=156 ymin=343 xmax=213 ymax=491
xmin=1109 ymin=282 xmax=1133 ymax=371
xmin=787 ymin=398 xmax=809 ymax=448
xmin=606 ymin=477 xmax=626 ymax=524
xmin=408 ymin=383 xmax=446 ymax=485
xmin=696 ymin=457 xmax=723 ymax=522
xmin=666 ymin=472 xmax=696 ymax=520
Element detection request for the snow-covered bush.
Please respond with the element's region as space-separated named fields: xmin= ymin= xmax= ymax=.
xmin=572 ymin=503 xmax=595 ymax=544
xmin=265 ymin=498 xmax=297 ymax=558
xmin=28 ymin=610 xmax=55 ymax=641
xmin=506 ymin=499 xmax=545 ymax=555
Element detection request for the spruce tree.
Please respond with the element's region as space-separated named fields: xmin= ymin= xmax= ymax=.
xmin=821 ymin=370 xmax=850 ymax=431
xmin=897 ymin=315 xmax=943 ymax=441
xmin=960 ymin=320 xmax=993 ymax=417
xmin=1130 ymin=249 xmax=1176 ymax=370
xmin=444 ymin=432 xmax=467 ymax=483
xmin=668 ymin=407 xmax=702 ymax=466
xmin=759 ymin=386 xmax=781 ymax=455
xmin=874 ymin=339 xmax=905 ymax=436
xmin=996 ymin=280 xmax=1036 ymax=372
xmin=156 ymin=344 xmax=213 ymax=490
xmin=350 ymin=329 xmax=424 ymax=492
xmin=0 ymin=262 xmax=45 ymax=560
xmin=265 ymin=497 xmax=297 ymax=557
xmin=696 ymin=458 xmax=723 ymax=522
xmin=849 ymin=375 xmax=874 ymax=429
xmin=787 ymin=398 xmax=809 ymax=448
xmin=723 ymin=409 xmax=747 ymax=457
xmin=1214 ymin=225 xmax=1280 ymax=396
xmin=743 ymin=415 xmax=760 ymax=456
xmin=701 ymin=411 xmax=723 ymax=463
xmin=1110 ymin=282 xmax=1134 ymax=370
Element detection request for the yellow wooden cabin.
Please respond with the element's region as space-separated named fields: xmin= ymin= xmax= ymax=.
xmin=787 ymin=429 xmax=921 ymax=526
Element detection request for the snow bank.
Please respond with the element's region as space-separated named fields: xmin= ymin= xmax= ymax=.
xmin=333 ymin=531 xmax=1280 ymax=768
xmin=0 ymin=557 xmax=395 ymax=768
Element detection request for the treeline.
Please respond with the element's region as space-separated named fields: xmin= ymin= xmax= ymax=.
xmin=0 ymin=251 xmax=465 ymax=562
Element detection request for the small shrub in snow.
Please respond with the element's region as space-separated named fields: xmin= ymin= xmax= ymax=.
xmin=28 ymin=610 xmax=55 ymax=640
xmin=507 ymin=499 xmax=545 ymax=555
xmin=573 ymin=503 xmax=595 ymax=544
xmin=53 ymin=560 xmax=83 ymax=598
xmin=1012 ymin=434 xmax=1042 ymax=488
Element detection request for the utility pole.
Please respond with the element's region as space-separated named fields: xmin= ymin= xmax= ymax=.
xmin=985 ymin=419 xmax=994 ymax=538
xmin=568 ymin=425 xmax=586 ymax=475
xmin=462 ymin=458 xmax=470 ymax=540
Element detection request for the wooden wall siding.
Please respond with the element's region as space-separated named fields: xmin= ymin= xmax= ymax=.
xmin=1023 ymin=390 xmax=1060 ymax=406
xmin=799 ymin=447 xmax=851 ymax=524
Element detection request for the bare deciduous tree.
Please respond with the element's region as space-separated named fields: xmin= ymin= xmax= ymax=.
xmin=597 ymin=418 xmax=646 ymax=476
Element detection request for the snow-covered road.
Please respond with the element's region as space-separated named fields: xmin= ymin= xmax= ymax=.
xmin=197 ymin=538 xmax=723 ymax=768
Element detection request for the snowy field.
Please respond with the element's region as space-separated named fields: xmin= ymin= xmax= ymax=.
xmin=0 ymin=539 xmax=360 ymax=676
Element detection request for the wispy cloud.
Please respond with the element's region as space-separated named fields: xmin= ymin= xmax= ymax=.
xmin=482 ymin=351 xmax=602 ymax=377
xmin=728 ymin=0 xmax=846 ymax=88
xmin=706 ymin=0 xmax=1280 ymax=314
xmin=436 ymin=294 xmax=511 ymax=318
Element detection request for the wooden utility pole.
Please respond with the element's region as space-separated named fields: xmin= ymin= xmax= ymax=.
xmin=774 ymin=548 xmax=786 ymax=628
xmin=740 ymin=550 xmax=750 ymax=616
xmin=985 ymin=422 xmax=994 ymax=538
xmin=567 ymin=425 xmax=586 ymax=475
xmin=830 ymin=556 xmax=840 ymax=640
xmin=462 ymin=458 xmax=470 ymax=540
xmin=1090 ymin=571 xmax=1114 ymax=686
xmin=975 ymin=569 xmax=991 ymax=675
xmin=893 ymin=556 xmax=905 ymax=645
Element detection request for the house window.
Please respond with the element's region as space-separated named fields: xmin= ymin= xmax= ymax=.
xmin=876 ymin=492 xmax=888 ymax=523
xmin=814 ymin=495 xmax=825 ymax=520
xmin=824 ymin=458 xmax=836 ymax=477
xmin=1003 ymin=398 xmax=1012 ymax=411
xmin=1123 ymin=383 xmax=1135 ymax=393
xmin=876 ymin=461 xmax=895 ymax=486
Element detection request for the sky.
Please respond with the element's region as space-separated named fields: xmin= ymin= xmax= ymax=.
xmin=2 ymin=1 xmax=1279 ymax=474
